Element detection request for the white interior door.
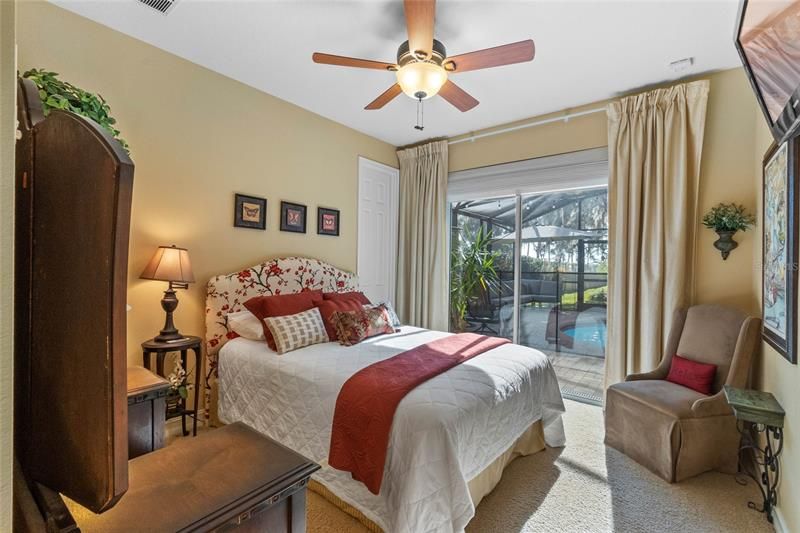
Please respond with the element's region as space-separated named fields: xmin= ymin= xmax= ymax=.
xmin=357 ymin=157 xmax=399 ymax=303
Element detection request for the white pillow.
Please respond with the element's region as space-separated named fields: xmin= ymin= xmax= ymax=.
xmin=265 ymin=307 xmax=330 ymax=354
xmin=227 ymin=310 xmax=265 ymax=341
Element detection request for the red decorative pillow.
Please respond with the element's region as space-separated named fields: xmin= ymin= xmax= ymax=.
xmin=665 ymin=354 xmax=717 ymax=395
xmin=315 ymin=298 xmax=365 ymax=341
xmin=331 ymin=305 xmax=395 ymax=346
xmin=322 ymin=291 xmax=371 ymax=305
xmin=244 ymin=290 xmax=323 ymax=350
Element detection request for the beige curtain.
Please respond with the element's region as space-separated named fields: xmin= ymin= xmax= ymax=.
xmin=396 ymin=139 xmax=449 ymax=331
xmin=605 ymin=80 xmax=710 ymax=387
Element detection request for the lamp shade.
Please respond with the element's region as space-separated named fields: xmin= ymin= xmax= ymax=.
xmin=139 ymin=245 xmax=195 ymax=284
xmin=396 ymin=61 xmax=448 ymax=100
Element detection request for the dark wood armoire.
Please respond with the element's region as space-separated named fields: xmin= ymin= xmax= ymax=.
xmin=14 ymin=77 xmax=134 ymax=518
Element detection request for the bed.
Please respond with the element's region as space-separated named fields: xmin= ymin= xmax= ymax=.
xmin=206 ymin=257 xmax=566 ymax=533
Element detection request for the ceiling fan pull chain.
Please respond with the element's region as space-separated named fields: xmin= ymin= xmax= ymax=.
xmin=415 ymin=96 xmax=424 ymax=131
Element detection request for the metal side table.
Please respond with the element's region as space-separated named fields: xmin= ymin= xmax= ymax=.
xmin=723 ymin=385 xmax=785 ymax=523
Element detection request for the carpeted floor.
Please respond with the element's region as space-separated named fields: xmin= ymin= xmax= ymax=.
xmin=307 ymin=400 xmax=774 ymax=533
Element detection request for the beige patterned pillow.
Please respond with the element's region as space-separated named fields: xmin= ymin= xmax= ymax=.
xmin=332 ymin=305 xmax=395 ymax=347
xmin=264 ymin=307 xmax=329 ymax=354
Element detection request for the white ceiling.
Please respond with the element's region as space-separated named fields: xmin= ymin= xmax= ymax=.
xmin=50 ymin=0 xmax=743 ymax=146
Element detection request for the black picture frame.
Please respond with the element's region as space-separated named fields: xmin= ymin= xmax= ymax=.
xmin=280 ymin=201 xmax=307 ymax=233
xmin=762 ymin=137 xmax=799 ymax=364
xmin=317 ymin=207 xmax=340 ymax=236
xmin=233 ymin=193 xmax=266 ymax=230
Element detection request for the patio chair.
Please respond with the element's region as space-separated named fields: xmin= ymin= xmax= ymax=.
xmin=604 ymin=304 xmax=760 ymax=482
xmin=465 ymin=294 xmax=499 ymax=335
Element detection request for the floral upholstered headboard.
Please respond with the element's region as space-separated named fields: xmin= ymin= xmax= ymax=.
xmin=204 ymin=256 xmax=358 ymax=416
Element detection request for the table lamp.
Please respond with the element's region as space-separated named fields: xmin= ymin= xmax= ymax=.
xmin=139 ymin=244 xmax=195 ymax=341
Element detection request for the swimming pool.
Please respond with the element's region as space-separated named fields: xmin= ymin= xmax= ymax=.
xmin=562 ymin=323 xmax=607 ymax=348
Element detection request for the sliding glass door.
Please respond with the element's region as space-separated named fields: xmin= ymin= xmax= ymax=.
xmin=449 ymin=187 xmax=608 ymax=404
xmin=450 ymin=196 xmax=516 ymax=340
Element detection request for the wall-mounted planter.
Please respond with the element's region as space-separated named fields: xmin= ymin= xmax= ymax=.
xmin=702 ymin=203 xmax=755 ymax=261
xmin=713 ymin=230 xmax=738 ymax=260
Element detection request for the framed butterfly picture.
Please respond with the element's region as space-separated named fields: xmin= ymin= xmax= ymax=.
xmin=318 ymin=207 xmax=340 ymax=236
xmin=234 ymin=193 xmax=267 ymax=230
xmin=280 ymin=201 xmax=307 ymax=233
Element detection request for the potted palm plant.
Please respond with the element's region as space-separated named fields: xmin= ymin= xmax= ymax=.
xmin=450 ymin=226 xmax=502 ymax=332
xmin=702 ymin=203 xmax=755 ymax=260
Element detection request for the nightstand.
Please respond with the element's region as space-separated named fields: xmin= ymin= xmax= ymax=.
xmin=142 ymin=335 xmax=202 ymax=437
xmin=127 ymin=366 xmax=170 ymax=459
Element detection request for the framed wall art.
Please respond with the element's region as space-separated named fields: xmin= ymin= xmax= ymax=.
xmin=280 ymin=201 xmax=307 ymax=233
xmin=317 ymin=207 xmax=340 ymax=236
xmin=234 ymin=193 xmax=266 ymax=230
xmin=762 ymin=137 xmax=799 ymax=364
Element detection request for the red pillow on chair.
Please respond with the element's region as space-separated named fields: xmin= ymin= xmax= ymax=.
xmin=322 ymin=291 xmax=371 ymax=305
xmin=665 ymin=354 xmax=717 ymax=395
xmin=244 ymin=290 xmax=323 ymax=350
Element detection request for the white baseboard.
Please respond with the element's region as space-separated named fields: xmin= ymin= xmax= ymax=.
xmin=772 ymin=506 xmax=786 ymax=533
xmin=163 ymin=417 xmax=184 ymax=444
xmin=163 ymin=416 xmax=207 ymax=445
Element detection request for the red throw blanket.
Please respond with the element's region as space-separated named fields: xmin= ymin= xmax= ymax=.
xmin=328 ymin=333 xmax=510 ymax=494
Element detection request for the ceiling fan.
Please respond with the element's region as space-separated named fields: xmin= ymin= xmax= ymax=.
xmin=312 ymin=0 xmax=535 ymax=114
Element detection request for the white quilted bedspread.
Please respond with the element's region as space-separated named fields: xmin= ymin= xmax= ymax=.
xmin=218 ymin=327 xmax=565 ymax=533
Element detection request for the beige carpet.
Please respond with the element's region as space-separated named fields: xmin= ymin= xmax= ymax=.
xmin=307 ymin=400 xmax=774 ymax=533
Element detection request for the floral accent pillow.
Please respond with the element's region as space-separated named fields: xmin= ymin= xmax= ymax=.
xmin=332 ymin=305 xmax=395 ymax=346
xmin=264 ymin=307 xmax=330 ymax=354
xmin=363 ymin=300 xmax=401 ymax=328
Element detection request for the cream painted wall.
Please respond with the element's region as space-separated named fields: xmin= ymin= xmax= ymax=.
xmin=449 ymin=101 xmax=610 ymax=173
xmin=753 ymin=117 xmax=799 ymax=533
xmin=0 ymin=0 xmax=16 ymax=528
xmin=696 ymin=70 xmax=761 ymax=315
xmin=449 ymin=68 xmax=761 ymax=314
xmin=16 ymin=2 xmax=397 ymax=373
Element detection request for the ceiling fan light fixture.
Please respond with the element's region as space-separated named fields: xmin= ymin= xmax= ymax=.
xmin=396 ymin=61 xmax=448 ymax=100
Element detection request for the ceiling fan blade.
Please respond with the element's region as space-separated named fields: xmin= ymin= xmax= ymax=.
xmin=312 ymin=52 xmax=396 ymax=71
xmin=404 ymin=0 xmax=435 ymax=59
xmin=365 ymin=84 xmax=403 ymax=110
xmin=438 ymin=80 xmax=479 ymax=112
xmin=445 ymin=39 xmax=535 ymax=73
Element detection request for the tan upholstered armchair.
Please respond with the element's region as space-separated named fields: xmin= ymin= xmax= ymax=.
xmin=604 ymin=304 xmax=761 ymax=483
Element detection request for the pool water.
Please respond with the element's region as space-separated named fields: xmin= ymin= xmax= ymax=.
xmin=562 ymin=324 xmax=607 ymax=346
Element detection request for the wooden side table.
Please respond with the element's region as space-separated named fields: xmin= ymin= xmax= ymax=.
xmin=723 ymin=385 xmax=786 ymax=524
xmin=142 ymin=335 xmax=202 ymax=437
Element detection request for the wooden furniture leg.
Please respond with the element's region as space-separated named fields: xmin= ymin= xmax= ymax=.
xmin=191 ymin=345 xmax=202 ymax=436
xmin=180 ymin=349 xmax=188 ymax=436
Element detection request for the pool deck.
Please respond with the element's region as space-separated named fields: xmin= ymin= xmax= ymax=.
xmin=543 ymin=350 xmax=604 ymax=404
xmin=466 ymin=305 xmax=606 ymax=404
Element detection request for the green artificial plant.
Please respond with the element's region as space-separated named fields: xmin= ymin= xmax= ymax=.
xmin=702 ymin=203 xmax=755 ymax=233
xmin=22 ymin=69 xmax=129 ymax=152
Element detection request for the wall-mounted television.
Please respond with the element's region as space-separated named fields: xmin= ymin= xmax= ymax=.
xmin=735 ymin=0 xmax=800 ymax=143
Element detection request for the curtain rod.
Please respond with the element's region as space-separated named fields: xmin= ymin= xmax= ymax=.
xmin=448 ymin=107 xmax=607 ymax=146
